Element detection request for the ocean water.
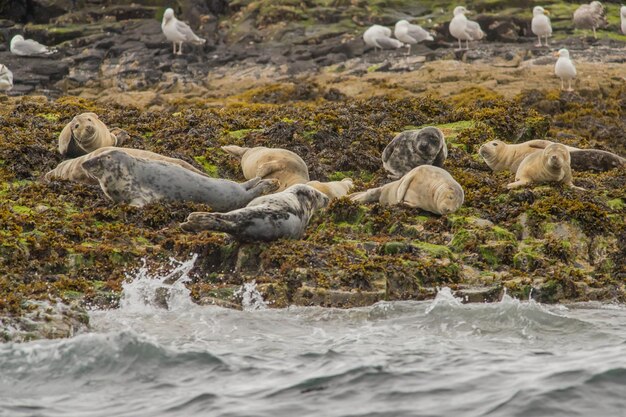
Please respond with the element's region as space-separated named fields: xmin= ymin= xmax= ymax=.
xmin=1 ymin=257 xmax=625 ymax=417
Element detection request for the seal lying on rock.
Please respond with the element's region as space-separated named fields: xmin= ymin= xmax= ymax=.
xmin=59 ymin=113 xmax=125 ymax=158
xmin=350 ymin=165 xmax=464 ymax=215
xmin=45 ymin=147 xmax=207 ymax=185
xmin=507 ymin=143 xmax=583 ymax=190
xmin=81 ymin=149 xmax=279 ymax=208
xmin=382 ymin=127 xmax=447 ymax=179
xmin=479 ymin=140 xmax=625 ymax=172
xmin=180 ymin=184 xmax=329 ymax=242
xmin=307 ymin=178 xmax=354 ymax=199
xmin=222 ymin=145 xmax=309 ymax=191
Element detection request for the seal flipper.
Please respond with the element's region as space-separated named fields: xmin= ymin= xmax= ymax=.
xmin=247 ymin=179 xmax=280 ymax=199
xmin=241 ymin=177 xmax=262 ymax=190
xmin=350 ymin=187 xmax=383 ymax=203
xmin=221 ymin=145 xmax=249 ymax=157
xmin=256 ymin=161 xmax=286 ymax=178
xmin=181 ymin=212 xmax=237 ymax=233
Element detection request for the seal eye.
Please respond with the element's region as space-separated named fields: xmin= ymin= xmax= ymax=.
xmin=87 ymin=118 xmax=92 ymax=122
xmin=492 ymin=142 xmax=498 ymax=147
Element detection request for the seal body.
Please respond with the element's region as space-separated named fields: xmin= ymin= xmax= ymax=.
xmin=58 ymin=113 xmax=121 ymax=157
xmin=81 ymin=149 xmax=279 ymax=208
xmin=222 ymin=145 xmax=309 ymax=191
xmin=350 ymin=165 xmax=464 ymax=215
xmin=181 ymin=184 xmax=329 ymax=242
xmin=45 ymin=147 xmax=207 ymax=185
xmin=507 ymin=143 xmax=581 ymax=190
xmin=382 ymin=127 xmax=448 ymax=179
xmin=479 ymin=140 xmax=625 ymax=172
xmin=306 ymin=178 xmax=354 ymax=199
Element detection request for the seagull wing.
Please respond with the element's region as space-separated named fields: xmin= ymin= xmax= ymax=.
xmin=17 ymin=39 xmax=52 ymax=55
xmin=175 ymin=19 xmax=205 ymax=43
xmin=406 ymin=24 xmax=432 ymax=42
xmin=375 ymin=36 xmax=402 ymax=49
xmin=465 ymin=20 xmax=484 ymax=40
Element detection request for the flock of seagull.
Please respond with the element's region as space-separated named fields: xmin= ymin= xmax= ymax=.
xmin=0 ymin=3 xmax=626 ymax=94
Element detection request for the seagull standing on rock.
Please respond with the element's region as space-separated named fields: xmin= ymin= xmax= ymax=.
xmin=573 ymin=1 xmax=607 ymax=38
xmin=10 ymin=35 xmax=56 ymax=56
xmin=449 ymin=6 xmax=485 ymax=50
xmin=0 ymin=64 xmax=13 ymax=92
xmin=531 ymin=6 xmax=552 ymax=47
xmin=363 ymin=25 xmax=404 ymax=52
xmin=555 ymin=48 xmax=576 ymax=92
xmin=161 ymin=8 xmax=206 ymax=55
xmin=394 ymin=20 xmax=434 ymax=55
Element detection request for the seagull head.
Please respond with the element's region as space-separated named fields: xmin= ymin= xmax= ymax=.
xmin=453 ymin=6 xmax=468 ymax=16
xmin=556 ymin=48 xmax=570 ymax=59
xmin=533 ymin=6 xmax=549 ymax=16
xmin=163 ymin=8 xmax=175 ymax=21
xmin=590 ymin=1 xmax=603 ymax=11
xmin=396 ymin=19 xmax=409 ymax=27
xmin=11 ymin=35 xmax=24 ymax=44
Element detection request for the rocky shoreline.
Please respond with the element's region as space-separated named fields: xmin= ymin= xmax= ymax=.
xmin=1 ymin=0 xmax=625 ymax=342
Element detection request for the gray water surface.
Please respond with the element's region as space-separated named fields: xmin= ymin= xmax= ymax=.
xmin=1 ymin=257 xmax=625 ymax=417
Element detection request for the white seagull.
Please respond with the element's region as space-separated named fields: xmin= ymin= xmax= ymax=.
xmin=449 ymin=6 xmax=485 ymax=50
xmin=161 ymin=8 xmax=206 ymax=55
xmin=573 ymin=1 xmax=607 ymax=38
xmin=531 ymin=6 xmax=552 ymax=47
xmin=621 ymin=5 xmax=626 ymax=35
xmin=10 ymin=35 xmax=56 ymax=56
xmin=555 ymin=49 xmax=576 ymax=92
xmin=363 ymin=25 xmax=404 ymax=52
xmin=394 ymin=20 xmax=434 ymax=55
xmin=0 ymin=64 xmax=13 ymax=92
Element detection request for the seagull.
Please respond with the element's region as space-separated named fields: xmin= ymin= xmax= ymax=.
xmin=0 ymin=64 xmax=13 ymax=92
xmin=161 ymin=8 xmax=206 ymax=55
xmin=363 ymin=25 xmax=404 ymax=52
xmin=621 ymin=5 xmax=626 ymax=35
xmin=531 ymin=6 xmax=552 ymax=47
xmin=10 ymin=35 xmax=56 ymax=56
xmin=394 ymin=20 xmax=434 ymax=55
xmin=449 ymin=6 xmax=485 ymax=50
xmin=555 ymin=49 xmax=576 ymax=92
xmin=573 ymin=1 xmax=607 ymax=38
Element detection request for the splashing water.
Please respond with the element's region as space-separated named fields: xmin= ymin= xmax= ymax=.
xmin=235 ymin=280 xmax=267 ymax=311
xmin=119 ymin=254 xmax=198 ymax=313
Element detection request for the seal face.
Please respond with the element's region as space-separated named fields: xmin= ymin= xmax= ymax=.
xmin=507 ymin=143 xmax=583 ymax=190
xmin=181 ymin=184 xmax=329 ymax=242
xmin=58 ymin=113 xmax=122 ymax=158
xmin=222 ymin=145 xmax=310 ymax=191
xmin=81 ymin=149 xmax=279 ymax=208
xmin=45 ymin=147 xmax=208 ymax=185
xmin=350 ymin=165 xmax=463 ymax=215
xmin=382 ymin=127 xmax=447 ymax=179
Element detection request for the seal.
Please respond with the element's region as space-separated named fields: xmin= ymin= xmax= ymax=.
xmin=58 ymin=113 xmax=124 ymax=158
xmin=382 ymin=127 xmax=448 ymax=179
xmin=222 ymin=145 xmax=309 ymax=191
xmin=180 ymin=184 xmax=329 ymax=242
xmin=44 ymin=147 xmax=208 ymax=185
xmin=507 ymin=143 xmax=583 ymax=190
xmin=479 ymin=140 xmax=625 ymax=172
xmin=350 ymin=165 xmax=464 ymax=215
xmin=81 ymin=149 xmax=279 ymax=208
xmin=306 ymin=178 xmax=354 ymax=199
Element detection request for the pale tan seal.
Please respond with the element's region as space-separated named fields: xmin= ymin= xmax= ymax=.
xmin=222 ymin=145 xmax=309 ymax=191
xmin=58 ymin=113 xmax=124 ymax=157
xmin=306 ymin=178 xmax=354 ymax=199
xmin=181 ymin=184 xmax=329 ymax=242
xmin=44 ymin=147 xmax=207 ymax=185
xmin=507 ymin=143 xmax=584 ymax=190
xmin=350 ymin=165 xmax=464 ymax=215
xmin=479 ymin=139 xmax=625 ymax=172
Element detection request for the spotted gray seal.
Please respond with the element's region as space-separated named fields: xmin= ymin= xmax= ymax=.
xmin=382 ymin=127 xmax=448 ymax=179
xmin=507 ymin=143 xmax=584 ymax=190
xmin=350 ymin=165 xmax=464 ymax=215
xmin=180 ymin=184 xmax=329 ymax=241
xmin=45 ymin=147 xmax=207 ymax=185
xmin=222 ymin=145 xmax=309 ymax=191
xmin=58 ymin=113 xmax=125 ymax=158
xmin=81 ymin=149 xmax=279 ymax=208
